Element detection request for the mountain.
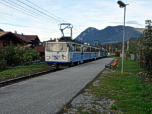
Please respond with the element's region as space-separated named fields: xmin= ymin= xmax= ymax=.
xmin=103 ymin=37 xmax=138 ymax=50
xmin=75 ymin=27 xmax=99 ymax=41
xmin=0 ymin=28 xmax=4 ymax=31
xmin=75 ymin=25 xmax=144 ymax=45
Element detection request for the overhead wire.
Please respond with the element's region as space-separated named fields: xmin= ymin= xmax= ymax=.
xmin=1 ymin=0 xmax=57 ymax=24
xmin=16 ymin=0 xmax=62 ymax=23
xmin=18 ymin=0 xmax=82 ymax=34
xmin=1 ymin=0 xmax=83 ymax=36
xmin=0 ymin=1 xmax=56 ymax=24
xmin=25 ymin=0 xmax=83 ymax=32
xmin=25 ymin=0 xmax=66 ymax=22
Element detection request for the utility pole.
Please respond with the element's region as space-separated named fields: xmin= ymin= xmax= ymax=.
xmin=127 ymin=28 xmax=129 ymax=50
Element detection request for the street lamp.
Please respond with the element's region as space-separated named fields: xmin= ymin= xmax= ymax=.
xmin=117 ymin=0 xmax=129 ymax=73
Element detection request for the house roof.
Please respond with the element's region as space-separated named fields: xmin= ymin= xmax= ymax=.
xmin=14 ymin=33 xmax=32 ymax=42
xmin=0 ymin=32 xmax=26 ymax=43
xmin=16 ymin=34 xmax=40 ymax=42
xmin=0 ymin=28 xmax=4 ymax=31
xmin=0 ymin=32 xmax=28 ymax=44
xmin=0 ymin=31 xmax=40 ymax=43
xmin=0 ymin=31 xmax=10 ymax=37
xmin=35 ymin=46 xmax=45 ymax=52
xmin=22 ymin=35 xmax=38 ymax=41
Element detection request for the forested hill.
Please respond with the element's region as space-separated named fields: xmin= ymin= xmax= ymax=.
xmin=75 ymin=25 xmax=144 ymax=45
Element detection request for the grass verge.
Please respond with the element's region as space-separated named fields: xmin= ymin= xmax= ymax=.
xmin=87 ymin=58 xmax=152 ymax=114
xmin=0 ymin=62 xmax=50 ymax=82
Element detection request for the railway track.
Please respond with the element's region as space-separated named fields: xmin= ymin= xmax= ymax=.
xmin=0 ymin=62 xmax=81 ymax=88
xmin=0 ymin=68 xmax=59 ymax=88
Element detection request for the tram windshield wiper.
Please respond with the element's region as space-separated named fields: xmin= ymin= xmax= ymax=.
xmin=57 ymin=46 xmax=63 ymax=54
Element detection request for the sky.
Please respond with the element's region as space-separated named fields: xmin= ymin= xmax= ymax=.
xmin=0 ymin=0 xmax=152 ymax=42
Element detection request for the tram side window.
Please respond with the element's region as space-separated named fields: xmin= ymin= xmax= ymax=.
xmin=76 ymin=45 xmax=81 ymax=52
xmin=96 ymin=49 xmax=99 ymax=52
xmin=91 ymin=48 xmax=95 ymax=52
xmin=72 ymin=44 xmax=75 ymax=51
xmin=83 ymin=46 xmax=86 ymax=52
xmin=86 ymin=47 xmax=90 ymax=52
xmin=68 ymin=44 xmax=72 ymax=52
xmin=84 ymin=46 xmax=89 ymax=52
xmin=79 ymin=45 xmax=81 ymax=51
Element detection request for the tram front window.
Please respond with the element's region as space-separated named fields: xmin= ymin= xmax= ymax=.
xmin=47 ymin=43 xmax=67 ymax=52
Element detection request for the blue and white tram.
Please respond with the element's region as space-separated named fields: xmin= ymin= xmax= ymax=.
xmin=45 ymin=38 xmax=106 ymax=69
xmin=102 ymin=48 xmax=108 ymax=57
xmin=45 ymin=23 xmax=107 ymax=69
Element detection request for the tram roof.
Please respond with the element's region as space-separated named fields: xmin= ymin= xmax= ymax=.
xmin=47 ymin=37 xmax=101 ymax=48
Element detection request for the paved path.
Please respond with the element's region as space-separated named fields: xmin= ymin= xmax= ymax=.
xmin=0 ymin=58 xmax=114 ymax=114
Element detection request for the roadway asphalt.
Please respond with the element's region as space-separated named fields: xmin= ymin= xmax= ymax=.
xmin=0 ymin=58 xmax=114 ymax=114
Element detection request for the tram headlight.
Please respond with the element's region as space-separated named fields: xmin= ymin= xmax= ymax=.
xmin=62 ymin=54 xmax=66 ymax=60
xmin=47 ymin=56 xmax=50 ymax=59
xmin=62 ymin=56 xmax=66 ymax=60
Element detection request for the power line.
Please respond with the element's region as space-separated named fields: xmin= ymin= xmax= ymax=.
xmin=1 ymin=0 xmax=83 ymax=35
xmin=25 ymin=0 xmax=83 ymax=32
xmin=17 ymin=0 xmax=82 ymax=33
xmin=25 ymin=0 xmax=66 ymax=22
xmin=2 ymin=0 xmax=57 ymax=24
xmin=16 ymin=0 xmax=62 ymax=23
xmin=26 ymin=0 xmax=83 ymax=31
xmin=0 ymin=1 xmax=57 ymax=24
xmin=73 ymin=28 xmax=81 ymax=32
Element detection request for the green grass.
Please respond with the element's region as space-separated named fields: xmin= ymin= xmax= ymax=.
xmin=0 ymin=62 xmax=50 ymax=82
xmin=88 ymin=58 xmax=152 ymax=114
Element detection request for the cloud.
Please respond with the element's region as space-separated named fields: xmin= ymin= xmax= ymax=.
xmin=126 ymin=21 xmax=142 ymax=25
xmin=0 ymin=23 xmax=28 ymax=27
xmin=0 ymin=0 xmax=151 ymax=41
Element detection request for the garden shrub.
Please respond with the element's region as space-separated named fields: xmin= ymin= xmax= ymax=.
xmin=0 ymin=58 xmax=7 ymax=71
xmin=0 ymin=42 xmax=39 ymax=66
xmin=14 ymin=45 xmax=38 ymax=65
xmin=0 ymin=41 xmax=19 ymax=65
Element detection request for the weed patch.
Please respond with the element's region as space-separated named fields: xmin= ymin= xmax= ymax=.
xmin=89 ymin=58 xmax=152 ymax=113
xmin=0 ymin=62 xmax=50 ymax=82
